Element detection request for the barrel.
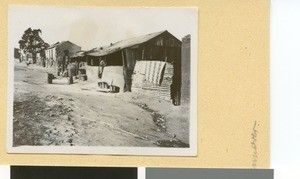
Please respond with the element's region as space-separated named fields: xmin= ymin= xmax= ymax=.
xmin=68 ymin=76 xmax=73 ymax=84
xmin=68 ymin=64 xmax=76 ymax=77
xmin=47 ymin=73 xmax=53 ymax=84
xmin=80 ymin=74 xmax=87 ymax=81
xmin=68 ymin=64 xmax=76 ymax=84
xmin=78 ymin=69 xmax=86 ymax=75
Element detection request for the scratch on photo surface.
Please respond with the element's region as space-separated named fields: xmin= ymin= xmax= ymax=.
xmin=251 ymin=120 xmax=258 ymax=168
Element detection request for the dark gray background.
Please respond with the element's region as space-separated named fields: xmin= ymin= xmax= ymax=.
xmin=146 ymin=168 xmax=274 ymax=179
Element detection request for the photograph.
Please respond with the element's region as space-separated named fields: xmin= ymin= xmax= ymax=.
xmin=7 ymin=6 xmax=198 ymax=156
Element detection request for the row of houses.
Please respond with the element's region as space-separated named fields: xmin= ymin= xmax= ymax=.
xmin=28 ymin=30 xmax=191 ymax=106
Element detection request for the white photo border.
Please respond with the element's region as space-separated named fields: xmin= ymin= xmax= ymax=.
xmin=7 ymin=6 xmax=198 ymax=156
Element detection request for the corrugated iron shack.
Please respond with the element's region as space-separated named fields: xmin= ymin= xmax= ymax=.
xmin=79 ymin=30 xmax=182 ymax=105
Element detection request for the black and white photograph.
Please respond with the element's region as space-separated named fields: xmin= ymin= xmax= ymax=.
xmin=7 ymin=6 xmax=198 ymax=155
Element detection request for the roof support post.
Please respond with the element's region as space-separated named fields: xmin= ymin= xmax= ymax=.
xmin=122 ymin=50 xmax=126 ymax=68
xmin=142 ymin=49 xmax=145 ymax=61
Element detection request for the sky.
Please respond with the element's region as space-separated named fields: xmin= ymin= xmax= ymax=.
xmin=8 ymin=6 xmax=198 ymax=51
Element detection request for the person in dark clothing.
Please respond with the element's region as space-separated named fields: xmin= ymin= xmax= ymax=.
xmin=123 ymin=68 xmax=133 ymax=92
xmin=98 ymin=59 xmax=106 ymax=78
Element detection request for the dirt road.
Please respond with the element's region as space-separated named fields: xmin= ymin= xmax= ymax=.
xmin=13 ymin=61 xmax=190 ymax=148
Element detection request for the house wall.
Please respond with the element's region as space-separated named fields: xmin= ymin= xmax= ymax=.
xmin=143 ymin=33 xmax=181 ymax=63
xmin=45 ymin=47 xmax=57 ymax=68
xmin=56 ymin=41 xmax=81 ymax=64
xmin=106 ymin=51 xmax=123 ymax=66
xmin=181 ymin=35 xmax=191 ymax=105
xmin=85 ymin=65 xmax=99 ymax=82
xmin=45 ymin=49 xmax=49 ymax=59
xmin=87 ymin=56 xmax=100 ymax=66
xmin=14 ymin=48 xmax=20 ymax=59
xmin=45 ymin=41 xmax=81 ymax=69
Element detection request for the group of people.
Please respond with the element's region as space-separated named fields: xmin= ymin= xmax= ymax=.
xmin=57 ymin=56 xmax=70 ymax=77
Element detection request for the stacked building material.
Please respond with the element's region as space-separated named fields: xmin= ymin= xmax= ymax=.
xmin=100 ymin=66 xmax=124 ymax=92
xmin=132 ymin=61 xmax=173 ymax=102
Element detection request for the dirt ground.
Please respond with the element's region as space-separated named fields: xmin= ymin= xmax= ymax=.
xmin=13 ymin=60 xmax=190 ymax=148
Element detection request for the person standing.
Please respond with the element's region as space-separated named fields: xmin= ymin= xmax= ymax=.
xmin=68 ymin=62 xmax=76 ymax=84
xmin=98 ymin=59 xmax=106 ymax=78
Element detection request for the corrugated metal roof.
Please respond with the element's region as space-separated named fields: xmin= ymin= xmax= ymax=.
xmin=46 ymin=42 xmax=60 ymax=50
xmin=46 ymin=41 xmax=81 ymax=50
xmin=71 ymin=50 xmax=86 ymax=58
xmin=61 ymin=40 xmax=81 ymax=49
xmin=87 ymin=30 xmax=166 ymax=57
